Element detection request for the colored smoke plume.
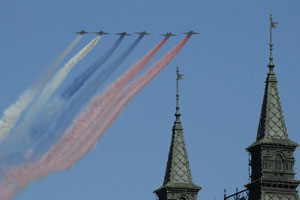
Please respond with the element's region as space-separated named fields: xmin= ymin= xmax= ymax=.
xmin=16 ymin=36 xmax=124 ymax=159
xmin=37 ymin=35 xmax=144 ymax=154
xmin=49 ymin=37 xmax=169 ymax=168
xmin=64 ymin=36 xmax=190 ymax=165
xmin=0 ymin=35 xmax=82 ymax=143
xmin=61 ymin=36 xmax=125 ymax=99
xmin=1 ymin=36 xmax=100 ymax=163
xmin=0 ymin=36 xmax=189 ymax=200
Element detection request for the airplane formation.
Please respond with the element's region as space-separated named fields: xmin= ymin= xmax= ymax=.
xmin=74 ymin=30 xmax=199 ymax=36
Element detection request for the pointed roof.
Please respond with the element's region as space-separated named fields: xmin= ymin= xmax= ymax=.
xmin=157 ymin=67 xmax=200 ymax=189
xmin=256 ymin=70 xmax=287 ymax=140
xmin=162 ymin=124 xmax=194 ymax=186
xmin=248 ymin=13 xmax=298 ymax=148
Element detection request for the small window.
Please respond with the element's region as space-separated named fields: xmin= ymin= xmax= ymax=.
xmin=178 ymin=197 xmax=187 ymax=200
xmin=284 ymin=163 xmax=288 ymax=170
xmin=275 ymin=154 xmax=283 ymax=170
xmin=263 ymin=161 xmax=268 ymax=169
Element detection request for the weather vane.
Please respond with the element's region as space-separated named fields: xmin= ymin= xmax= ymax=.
xmin=175 ymin=66 xmax=184 ymax=119
xmin=269 ymin=12 xmax=278 ymax=71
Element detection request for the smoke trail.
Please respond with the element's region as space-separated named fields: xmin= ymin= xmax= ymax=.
xmin=20 ymin=36 xmax=124 ymax=155
xmin=34 ymin=35 xmax=144 ymax=156
xmin=2 ymin=36 xmax=100 ymax=161
xmin=64 ymin=35 xmax=144 ymax=116
xmin=0 ymin=37 xmax=186 ymax=200
xmin=60 ymin=36 xmax=190 ymax=166
xmin=10 ymin=36 xmax=125 ymax=163
xmin=60 ymin=35 xmax=144 ymax=129
xmin=61 ymin=36 xmax=124 ymax=99
xmin=48 ymin=37 xmax=169 ymax=166
xmin=0 ymin=36 xmax=82 ymax=143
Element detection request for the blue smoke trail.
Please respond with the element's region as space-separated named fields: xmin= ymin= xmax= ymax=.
xmin=0 ymin=37 xmax=125 ymax=171
xmin=61 ymin=36 xmax=124 ymax=99
xmin=0 ymin=36 xmax=103 ymax=171
xmin=30 ymin=36 xmax=125 ymax=138
xmin=27 ymin=36 xmax=125 ymax=145
xmin=35 ymin=35 xmax=144 ymax=157
xmin=0 ymin=36 xmax=82 ymax=143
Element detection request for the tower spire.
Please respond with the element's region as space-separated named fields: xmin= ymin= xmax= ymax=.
xmin=268 ymin=12 xmax=278 ymax=71
xmin=251 ymin=13 xmax=296 ymax=142
xmin=175 ymin=66 xmax=183 ymax=122
xmin=154 ymin=66 xmax=200 ymax=200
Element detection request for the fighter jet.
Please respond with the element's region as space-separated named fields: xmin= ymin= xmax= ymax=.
xmin=74 ymin=30 xmax=89 ymax=35
xmin=182 ymin=30 xmax=200 ymax=35
xmin=115 ymin=32 xmax=131 ymax=36
xmin=160 ymin=32 xmax=176 ymax=37
xmin=134 ymin=31 xmax=151 ymax=36
xmin=92 ymin=31 xmax=110 ymax=35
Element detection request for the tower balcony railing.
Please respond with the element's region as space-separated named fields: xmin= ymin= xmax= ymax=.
xmin=224 ymin=188 xmax=248 ymax=200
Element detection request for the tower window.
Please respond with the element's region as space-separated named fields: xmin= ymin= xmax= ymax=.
xmin=263 ymin=161 xmax=268 ymax=169
xmin=275 ymin=154 xmax=283 ymax=170
xmin=284 ymin=163 xmax=288 ymax=170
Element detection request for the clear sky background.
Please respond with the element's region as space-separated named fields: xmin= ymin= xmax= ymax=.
xmin=0 ymin=0 xmax=299 ymax=199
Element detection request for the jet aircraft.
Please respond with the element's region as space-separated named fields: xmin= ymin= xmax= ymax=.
xmin=92 ymin=31 xmax=110 ymax=35
xmin=135 ymin=31 xmax=151 ymax=36
xmin=160 ymin=32 xmax=176 ymax=37
xmin=115 ymin=32 xmax=131 ymax=36
xmin=182 ymin=30 xmax=200 ymax=35
xmin=74 ymin=30 xmax=89 ymax=35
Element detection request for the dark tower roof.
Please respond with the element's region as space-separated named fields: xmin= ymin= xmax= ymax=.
xmin=154 ymin=67 xmax=200 ymax=200
xmin=248 ymin=13 xmax=298 ymax=148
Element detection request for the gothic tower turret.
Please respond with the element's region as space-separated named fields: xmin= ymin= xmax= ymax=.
xmin=154 ymin=67 xmax=201 ymax=200
xmin=246 ymin=13 xmax=300 ymax=200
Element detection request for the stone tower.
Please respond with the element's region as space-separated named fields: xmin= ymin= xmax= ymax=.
xmin=246 ymin=13 xmax=300 ymax=200
xmin=154 ymin=67 xmax=201 ymax=200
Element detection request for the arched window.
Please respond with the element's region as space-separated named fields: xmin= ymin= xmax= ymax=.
xmin=275 ymin=154 xmax=283 ymax=170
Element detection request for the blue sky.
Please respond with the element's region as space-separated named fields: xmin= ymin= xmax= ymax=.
xmin=0 ymin=0 xmax=300 ymax=199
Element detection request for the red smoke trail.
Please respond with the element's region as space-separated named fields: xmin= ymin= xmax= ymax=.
xmin=0 ymin=37 xmax=169 ymax=200
xmin=50 ymin=37 xmax=169 ymax=170
xmin=60 ymin=36 xmax=190 ymax=168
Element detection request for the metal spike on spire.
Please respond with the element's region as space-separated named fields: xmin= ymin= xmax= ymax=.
xmin=175 ymin=66 xmax=184 ymax=121
xmin=268 ymin=12 xmax=278 ymax=71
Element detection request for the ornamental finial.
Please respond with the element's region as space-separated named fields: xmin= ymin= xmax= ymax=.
xmin=268 ymin=12 xmax=278 ymax=71
xmin=175 ymin=66 xmax=184 ymax=120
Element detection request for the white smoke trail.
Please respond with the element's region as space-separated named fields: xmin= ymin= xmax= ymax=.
xmin=0 ymin=36 xmax=82 ymax=143
xmin=0 ymin=37 xmax=188 ymax=200
xmin=7 ymin=36 xmax=101 ymax=146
